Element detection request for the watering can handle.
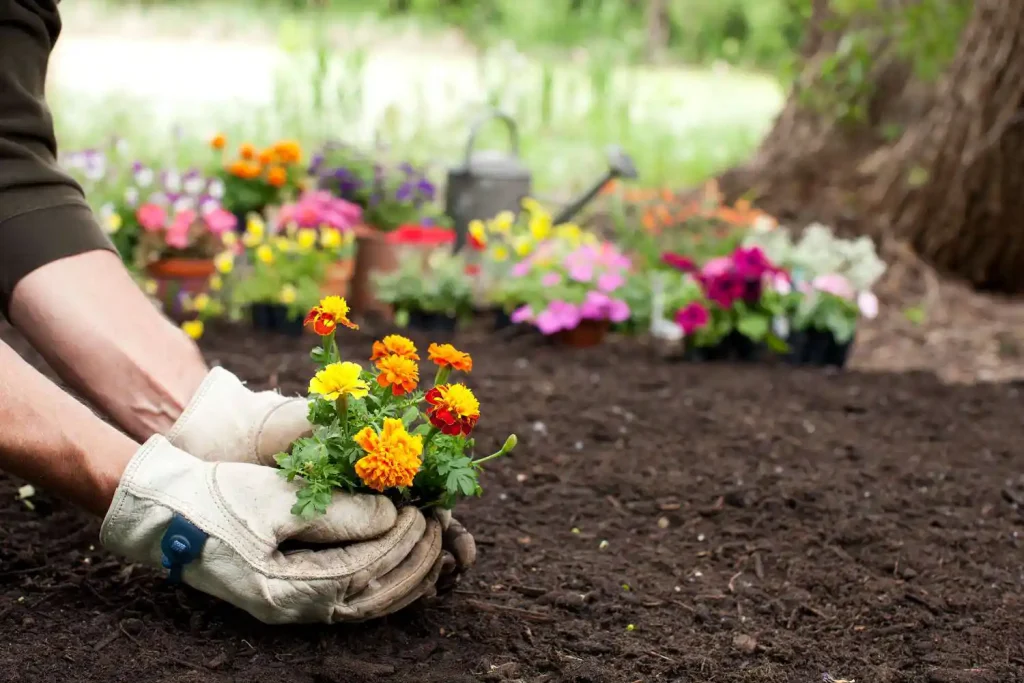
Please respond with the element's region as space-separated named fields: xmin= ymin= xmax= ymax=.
xmin=463 ymin=110 xmax=520 ymax=165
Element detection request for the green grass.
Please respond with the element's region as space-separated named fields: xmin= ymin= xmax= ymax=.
xmin=51 ymin=2 xmax=784 ymax=196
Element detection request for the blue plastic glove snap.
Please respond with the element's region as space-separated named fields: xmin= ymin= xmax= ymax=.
xmin=159 ymin=514 xmax=209 ymax=584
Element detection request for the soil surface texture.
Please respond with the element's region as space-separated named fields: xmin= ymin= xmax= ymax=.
xmin=2 ymin=321 xmax=1023 ymax=683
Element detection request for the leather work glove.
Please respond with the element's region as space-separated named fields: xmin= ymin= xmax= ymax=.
xmin=101 ymin=436 xmax=444 ymax=624
xmin=167 ymin=367 xmax=477 ymax=583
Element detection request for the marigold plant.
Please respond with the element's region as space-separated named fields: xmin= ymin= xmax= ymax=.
xmin=275 ymin=297 xmax=517 ymax=518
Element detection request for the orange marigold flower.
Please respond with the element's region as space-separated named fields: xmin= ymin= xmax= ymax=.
xmin=257 ymin=149 xmax=273 ymax=165
xmin=239 ymin=142 xmax=256 ymax=160
xmin=370 ymin=334 xmax=419 ymax=361
xmin=427 ymin=343 xmax=472 ymax=373
xmin=267 ymin=166 xmax=287 ymax=188
xmin=210 ymin=133 xmax=226 ymax=150
xmin=305 ymin=295 xmax=358 ymax=332
xmin=274 ymin=140 xmax=302 ymax=164
xmin=227 ymin=160 xmax=249 ymax=177
xmin=353 ymin=418 xmax=423 ymax=491
xmin=425 ymin=383 xmax=480 ymax=436
xmin=375 ymin=354 xmax=420 ymax=396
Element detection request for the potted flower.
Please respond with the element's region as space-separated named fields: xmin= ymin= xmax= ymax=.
xmin=743 ymin=221 xmax=886 ymax=366
xmin=133 ymin=178 xmax=238 ymax=322
xmin=274 ymin=190 xmax=362 ymax=298
xmin=311 ymin=144 xmax=442 ymax=313
xmin=499 ymin=239 xmax=632 ymax=348
xmin=662 ymin=246 xmax=791 ymax=361
xmin=228 ymin=217 xmax=352 ymax=336
xmin=213 ymin=135 xmax=306 ymax=227
xmin=372 ymin=225 xmax=474 ymax=332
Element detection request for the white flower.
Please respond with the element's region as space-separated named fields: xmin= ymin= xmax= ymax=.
xmin=173 ymin=196 xmax=196 ymax=213
xmin=135 ymin=168 xmax=154 ymax=188
xmin=771 ymin=272 xmax=792 ymax=295
xmin=164 ymin=170 xmax=182 ymax=193
xmin=199 ymin=198 xmax=219 ymax=216
xmin=183 ymin=175 xmax=204 ymax=195
xmin=207 ymin=178 xmax=225 ymax=199
xmin=772 ymin=315 xmax=790 ymax=338
xmin=124 ymin=187 xmax=139 ymax=206
xmin=857 ymin=291 xmax=879 ymax=319
xmin=98 ymin=202 xmax=115 ymax=218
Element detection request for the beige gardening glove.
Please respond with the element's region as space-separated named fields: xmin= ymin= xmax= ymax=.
xmin=101 ymin=435 xmax=444 ymax=624
xmin=166 ymin=367 xmax=478 ymax=582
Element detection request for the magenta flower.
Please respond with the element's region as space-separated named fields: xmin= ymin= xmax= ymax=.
xmin=607 ymin=298 xmax=630 ymax=323
xmin=731 ymin=246 xmax=771 ymax=280
xmin=579 ymin=291 xmax=611 ymax=320
xmin=675 ymin=302 xmax=710 ymax=335
xmin=535 ymin=300 xmax=581 ymax=335
xmin=705 ymin=271 xmax=746 ymax=308
xmin=662 ymin=252 xmax=696 ymax=272
xmin=137 ymin=203 xmax=167 ymax=232
xmin=510 ymin=305 xmax=535 ymax=324
xmin=204 ymin=208 xmax=237 ymax=235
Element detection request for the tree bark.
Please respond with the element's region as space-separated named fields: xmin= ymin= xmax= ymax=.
xmin=721 ymin=0 xmax=1024 ymax=294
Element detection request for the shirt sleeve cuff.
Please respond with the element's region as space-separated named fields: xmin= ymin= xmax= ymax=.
xmin=0 ymin=201 xmax=117 ymax=318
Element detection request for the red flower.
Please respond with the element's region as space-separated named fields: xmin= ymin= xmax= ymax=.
xmin=386 ymin=224 xmax=456 ymax=247
xmin=424 ymin=384 xmax=480 ymax=437
xmin=303 ymin=309 xmax=337 ymax=335
xmin=464 ymin=263 xmax=481 ymax=276
xmin=661 ymin=252 xmax=695 ymax=272
xmin=468 ymin=233 xmax=485 ymax=250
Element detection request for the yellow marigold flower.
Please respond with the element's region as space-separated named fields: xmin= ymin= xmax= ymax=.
xmin=214 ymin=251 xmax=234 ymax=274
xmin=274 ymin=236 xmax=294 ymax=253
xmin=353 ymin=418 xmax=423 ymax=492
xmin=297 ymin=228 xmax=317 ymax=250
xmin=181 ymin=320 xmax=204 ymax=340
xmin=308 ymin=361 xmax=369 ymax=400
xmin=221 ymin=231 xmax=237 ymax=248
xmin=105 ymin=213 xmax=123 ymax=234
xmin=320 ymin=227 xmax=342 ymax=249
xmin=555 ymin=223 xmax=582 ymax=243
xmin=529 ymin=212 xmax=551 ymax=241
xmin=246 ymin=216 xmax=265 ymax=237
xmin=370 ymin=334 xmax=419 ymax=361
xmin=427 ymin=342 xmax=472 ymax=373
xmin=491 ymin=245 xmax=509 ymax=262
xmin=521 ymin=196 xmax=543 ymax=214
xmin=375 ymin=354 xmax=420 ymax=396
xmin=491 ymin=210 xmax=514 ymax=234
xmin=256 ymin=244 xmax=275 ymax=264
xmin=309 ymin=295 xmax=358 ymax=330
xmin=513 ymin=236 xmax=533 ymax=257
xmin=468 ymin=220 xmax=487 ymax=247
xmin=279 ymin=284 xmax=297 ymax=304
xmin=142 ymin=279 xmax=159 ymax=296
xmin=209 ymin=274 xmax=223 ymax=291
xmin=192 ymin=293 xmax=211 ymax=312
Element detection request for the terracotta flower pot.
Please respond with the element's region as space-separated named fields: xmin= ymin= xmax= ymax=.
xmin=321 ymin=258 xmax=355 ymax=299
xmin=145 ymin=258 xmax=216 ymax=323
xmin=556 ymin=320 xmax=609 ymax=348
xmin=349 ymin=227 xmax=398 ymax=315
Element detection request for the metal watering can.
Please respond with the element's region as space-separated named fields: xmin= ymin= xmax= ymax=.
xmin=445 ymin=109 xmax=638 ymax=249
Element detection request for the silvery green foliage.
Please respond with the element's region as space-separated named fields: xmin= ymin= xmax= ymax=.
xmin=743 ymin=221 xmax=887 ymax=291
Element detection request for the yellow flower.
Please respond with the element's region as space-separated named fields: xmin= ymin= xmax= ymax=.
xmin=297 ymin=228 xmax=317 ymax=250
xmin=468 ymin=220 xmax=487 ymax=248
xmin=513 ymin=236 xmax=533 ymax=257
xmin=491 ymin=245 xmax=509 ymax=262
xmin=279 ymin=284 xmax=297 ymax=304
xmin=308 ymin=361 xmax=369 ymax=400
xmin=221 ymin=232 xmax=237 ymax=248
xmin=256 ymin=244 xmax=275 ymax=264
xmin=192 ymin=293 xmax=211 ymax=312
xmin=105 ymin=213 xmax=123 ymax=234
xmin=320 ymin=227 xmax=342 ymax=250
xmin=353 ymin=418 xmax=423 ymax=492
xmin=274 ymin=236 xmax=294 ymax=253
xmin=209 ymin=274 xmax=223 ymax=291
xmin=246 ymin=216 xmax=265 ymax=237
xmin=307 ymin=295 xmax=358 ymax=330
xmin=181 ymin=320 xmax=204 ymax=340
xmin=528 ymin=212 xmax=551 ymax=241
xmin=214 ymin=251 xmax=234 ymax=274
xmin=491 ymin=211 xmax=515 ymax=234
xmin=521 ymin=197 xmax=543 ymax=214
xmin=142 ymin=279 xmax=158 ymax=296
xmin=555 ymin=223 xmax=582 ymax=243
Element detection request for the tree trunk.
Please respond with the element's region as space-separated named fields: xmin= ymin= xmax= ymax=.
xmin=865 ymin=1 xmax=1024 ymax=292
xmin=645 ymin=0 xmax=670 ymax=62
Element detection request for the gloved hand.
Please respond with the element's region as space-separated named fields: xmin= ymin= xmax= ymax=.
xmin=101 ymin=436 xmax=444 ymax=624
xmin=167 ymin=367 xmax=477 ymax=584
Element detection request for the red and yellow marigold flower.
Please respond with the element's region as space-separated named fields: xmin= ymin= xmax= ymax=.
xmin=353 ymin=418 xmax=423 ymax=491
xmin=375 ymin=354 xmax=420 ymax=396
xmin=425 ymin=383 xmax=480 ymax=436
xmin=428 ymin=343 xmax=472 ymax=373
xmin=304 ymin=295 xmax=358 ymax=334
xmin=308 ymin=361 xmax=369 ymax=401
xmin=370 ymin=334 xmax=419 ymax=361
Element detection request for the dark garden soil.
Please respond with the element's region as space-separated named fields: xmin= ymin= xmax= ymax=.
xmin=2 ymin=321 xmax=1024 ymax=683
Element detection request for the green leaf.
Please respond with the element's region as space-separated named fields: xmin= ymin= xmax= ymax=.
xmin=401 ymin=406 xmax=420 ymax=427
xmin=736 ymin=313 xmax=770 ymax=341
xmin=765 ymin=333 xmax=789 ymax=353
xmin=413 ymin=423 xmax=432 ymax=436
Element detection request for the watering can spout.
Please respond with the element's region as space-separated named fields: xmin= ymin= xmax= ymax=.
xmin=552 ymin=145 xmax=637 ymax=226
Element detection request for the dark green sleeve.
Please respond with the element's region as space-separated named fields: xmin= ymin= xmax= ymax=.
xmin=0 ymin=0 xmax=115 ymax=317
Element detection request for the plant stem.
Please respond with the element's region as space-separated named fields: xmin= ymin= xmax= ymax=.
xmin=471 ymin=450 xmax=507 ymax=466
xmin=336 ymin=396 xmax=349 ymax=438
xmin=422 ymin=426 xmax=439 ymax=451
xmin=433 ymin=366 xmax=451 ymax=387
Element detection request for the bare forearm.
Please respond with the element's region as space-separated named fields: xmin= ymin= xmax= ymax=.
xmin=8 ymin=251 xmax=209 ymax=441
xmin=0 ymin=341 xmax=137 ymax=516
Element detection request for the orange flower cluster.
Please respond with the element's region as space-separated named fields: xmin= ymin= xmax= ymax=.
xmin=602 ymin=179 xmax=775 ymax=234
xmin=353 ymin=418 xmax=423 ymax=491
xmin=214 ymin=134 xmax=302 ymax=188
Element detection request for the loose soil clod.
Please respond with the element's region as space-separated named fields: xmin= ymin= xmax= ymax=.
xmin=2 ymin=321 xmax=1024 ymax=682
